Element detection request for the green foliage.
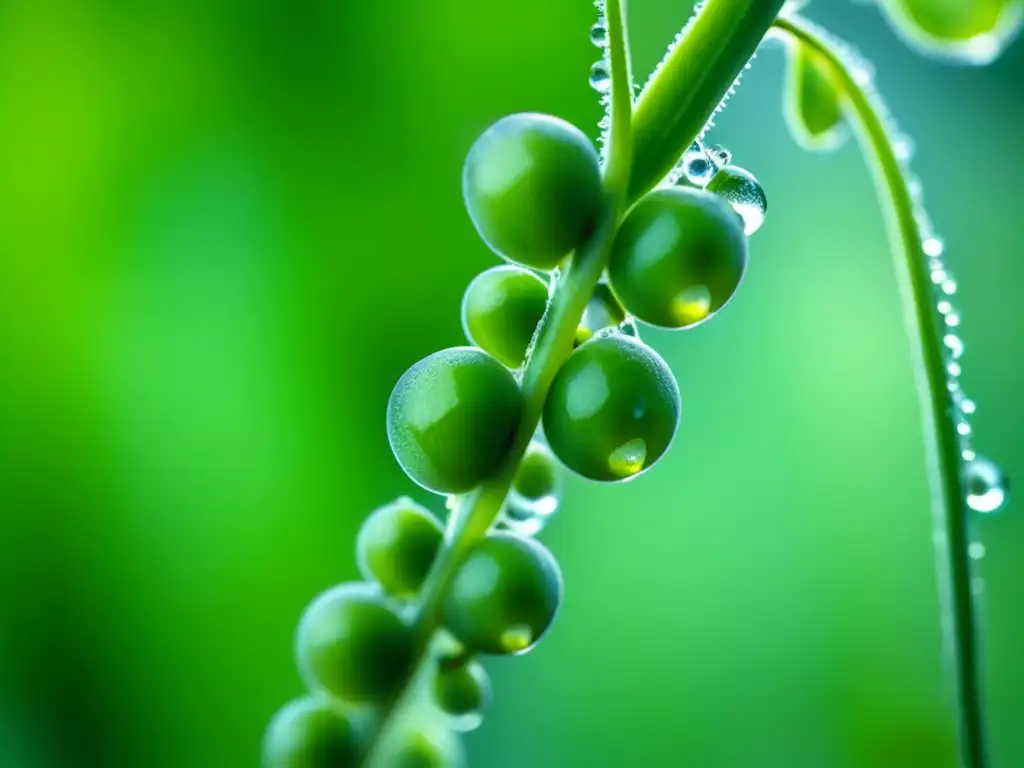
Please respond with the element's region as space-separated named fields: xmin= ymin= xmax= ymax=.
xmin=543 ymin=334 xmax=681 ymax=482
xmin=462 ymin=112 xmax=604 ymax=270
xmin=460 ymin=266 xmax=549 ymax=368
xmin=432 ymin=659 xmax=491 ymax=723
xmin=608 ymin=187 xmax=748 ymax=329
xmin=386 ymin=347 xmax=524 ymax=494
xmin=878 ymin=0 xmax=1022 ymax=62
xmin=784 ymin=40 xmax=847 ymax=151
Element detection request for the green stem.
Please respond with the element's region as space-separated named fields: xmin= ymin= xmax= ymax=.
xmin=628 ymin=0 xmax=787 ymax=201
xmin=360 ymin=2 xmax=635 ymax=763
xmin=773 ymin=17 xmax=987 ymax=768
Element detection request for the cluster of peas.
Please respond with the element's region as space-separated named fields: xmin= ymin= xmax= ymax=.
xmin=264 ymin=111 xmax=764 ymax=767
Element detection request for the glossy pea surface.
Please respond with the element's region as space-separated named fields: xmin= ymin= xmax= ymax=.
xmin=357 ymin=497 xmax=443 ymax=599
xmin=262 ymin=697 xmax=361 ymax=768
xmin=295 ymin=583 xmax=414 ymax=704
xmin=543 ymin=334 xmax=680 ymax=482
xmin=462 ymin=112 xmax=603 ymax=270
xmin=443 ymin=532 xmax=562 ymax=656
xmin=461 ymin=266 xmax=548 ymax=368
xmin=387 ymin=347 xmax=524 ymax=494
xmin=608 ymin=187 xmax=747 ymax=329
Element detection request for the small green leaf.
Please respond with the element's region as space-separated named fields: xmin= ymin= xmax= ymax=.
xmin=784 ymin=40 xmax=847 ymax=152
xmin=877 ymin=0 xmax=1023 ymax=64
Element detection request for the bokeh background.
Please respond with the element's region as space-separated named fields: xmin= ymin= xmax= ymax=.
xmin=1 ymin=1 xmax=1021 ymax=766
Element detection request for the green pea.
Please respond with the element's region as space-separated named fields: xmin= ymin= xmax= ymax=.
xmin=784 ymin=40 xmax=846 ymax=152
xmin=443 ymin=532 xmax=562 ymax=656
xmin=462 ymin=112 xmax=604 ymax=270
xmin=387 ymin=347 xmax=524 ymax=494
xmin=357 ymin=497 xmax=444 ymax=599
xmin=262 ymin=697 xmax=361 ymax=768
xmin=607 ymin=187 xmax=747 ymax=329
xmin=432 ymin=659 xmax=490 ymax=731
xmin=461 ymin=265 xmax=549 ymax=368
xmin=542 ymin=334 xmax=680 ymax=482
xmin=295 ymin=583 xmax=415 ymax=704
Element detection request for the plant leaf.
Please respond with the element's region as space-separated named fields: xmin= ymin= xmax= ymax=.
xmin=876 ymin=0 xmax=1023 ymax=64
xmin=783 ymin=39 xmax=848 ymax=152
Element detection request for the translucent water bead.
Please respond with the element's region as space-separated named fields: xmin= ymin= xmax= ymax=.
xmin=964 ymin=456 xmax=1008 ymax=514
xmin=499 ymin=441 xmax=562 ymax=536
xmin=589 ymin=62 xmax=611 ymax=94
xmin=682 ymin=142 xmax=716 ymax=186
xmin=590 ymin=23 xmax=608 ymax=47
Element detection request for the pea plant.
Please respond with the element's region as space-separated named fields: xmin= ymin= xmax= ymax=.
xmin=263 ymin=1 xmax=1015 ymax=766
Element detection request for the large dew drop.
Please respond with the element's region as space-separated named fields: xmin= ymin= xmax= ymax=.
xmin=964 ymin=456 xmax=1008 ymax=514
xmin=589 ymin=23 xmax=608 ymax=47
xmin=707 ymin=165 xmax=768 ymax=236
xmin=589 ymin=62 xmax=611 ymax=94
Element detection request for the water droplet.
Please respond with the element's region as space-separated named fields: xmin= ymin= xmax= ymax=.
xmin=923 ymin=237 xmax=945 ymax=257
xmin=963 ymin=448 xmax=977 ymax=462
xmin=445 ymin=495 xmax=458 ymax=511
xmin=937 ymin=300 xmax=952 ymax=315
xmin=683 ymin=142 xmax=716 ymax=186
xmin=945 ymin=310 xmax=962 ymax=327
xmin=589 ymin=62 xmax=611 ymax=93
xmin=589 ymin=23 xmax=608 ymax=47
xmin=608 ymin=438 xmax=647 ymax=479
xmin=960 ymin=398 xmax=977 ymax=415
xmin=618 ymin=317 xmax=641 ymax=338
xmin=499 ymin=624 xmax=534 ymax=653
xmin=930 ymin=269 xmax=947 ymax=285
xmin=965 ymin=456 xmax=1008 ymax=514
xmin=968 ymin=541 xmax=986 ymax=560
xmin=707 ymin=143 xmax=732 ymax=169
xmin=944 ymin=334 xmax=964 ymax=360
xmin=948 ymin=362 xmax=962 ymax=378
xmin=942 ymin=279 xmax=958 ymax=296
xmin=893 ymin=136 xmax=915 ymax=161
xmin=707 ymin=165 xmax=767 ymax=235
xmin=500 ymin=441 xmax=561 ymax=536
xmin=956 ymin=420 xmax=972 ymax=437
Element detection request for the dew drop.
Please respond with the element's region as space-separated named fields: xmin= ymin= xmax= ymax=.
xmin=499 ymin=624 xmax=534 ymax=653
xmin=960 ymin=398 xmax=977 ymax=416
xmin=956 ymin=420 xmax=972 ymax=437
xmin=937 ymin=300 xmax=952 ymax=315
xmin=931 ymin=269 xmax=947 ymax=285
xmin=608 ymin=438 xmax=647 ymax=479
xmin=500 ymin=441 xmax=562 ymax=537
xmin=968 ymin=541 xmax=986 ymax=560
xmin=707 ymin=165 xmax=767 ymax=235
xmin=963 ymin=448 xmax=977 ymax=462
xmin=948 ymin=362 xmax=962 ymax=378
xmin=941 ymin=278 xmax=958 ymax=296
xmin=945 ymin=310 xmax=962 ymax=327
xmin=589 ymin=23 xmax=608 ymax=47
xmin=944 ymin=334 xmax=964 ymax=360
xmin=923 ymin=237 xmax=945 ymax=257
xmin=965 ymin=456 xmax=1008 ymax=514
xmin=683 ymin=142 xmax=716 ymax=186
xmin=589 ymin=62 xmax=611 ymax=93
xmin=618 ymin=317 xmax=641 ymax=338
xmin=707 ymin=143 xmax=732 ymax=169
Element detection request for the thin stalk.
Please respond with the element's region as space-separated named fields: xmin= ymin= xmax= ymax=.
xmin=773 ymin=17 xmax=987 ymax=768
xmin=359 ymin=2 xmax=635 ymax=763
xmin=628 ymin=0 xmax=787 ymax=202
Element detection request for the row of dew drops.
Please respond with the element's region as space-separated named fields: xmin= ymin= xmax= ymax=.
xmin=588 ymin=7 xmax=1007 ymax=523
xmin=804 ymin=17 xmax=1008 ymax=519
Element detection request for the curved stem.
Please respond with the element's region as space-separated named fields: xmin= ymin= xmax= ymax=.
xmin=773 ymin=17 xmax=987 ymax=768
xmin=628 ymin=0 xmax=787 ymax=202
xmin=359 ymin=3 xmax=634 ymax=763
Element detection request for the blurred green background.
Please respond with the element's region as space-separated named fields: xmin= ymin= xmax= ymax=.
xmin=1 ymin=1 xmax=1021 ymax=766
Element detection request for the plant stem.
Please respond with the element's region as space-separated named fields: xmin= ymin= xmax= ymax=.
xmin=773 ymin=17 xmax=987 ymax=768
xmin=628 ymin=0 xmax=787 ymax=202
xmin=359 ymin=2 xmax=637 ymax=763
